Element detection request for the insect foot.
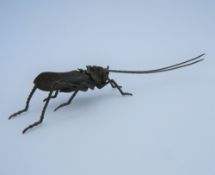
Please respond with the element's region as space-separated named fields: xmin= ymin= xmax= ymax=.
xmin=9 ymin=109 xmax=27 ymax=119
xmin=122 ymin=92 xmax=133 ymax=96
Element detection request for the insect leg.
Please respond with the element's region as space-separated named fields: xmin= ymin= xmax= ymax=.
xmin=22 ymin=91 xmax=53 ymax=134
xmin=110 ymin=81 xmax=122 ymax=88
xmin=9 ymin=86 xmax=37 ymax=119
xmin=109 ymin=79 xmax=132 ymax=96
xmin=43 ymin=90 xmax=59 ymax=102
xmin=54 ymin=90 xmax=78 ymax=111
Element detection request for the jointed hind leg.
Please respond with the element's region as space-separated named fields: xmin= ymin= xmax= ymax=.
xmin=43 ymin=90 xmax=59 ymax=102
xmin=9 ymin=86 xmax=37 ymax=119
xmin=22 ymin=90 xmax=53 ymax=134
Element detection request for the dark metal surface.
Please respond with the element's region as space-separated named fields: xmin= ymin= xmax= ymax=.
xmin=9 ymin=54 xmax=205 ymax=134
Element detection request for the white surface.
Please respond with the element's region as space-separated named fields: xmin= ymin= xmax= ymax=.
xmin=0 ymin=1 xmax=214 ymax=175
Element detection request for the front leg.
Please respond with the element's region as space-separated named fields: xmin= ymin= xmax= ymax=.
xmin=108 ymin=79 xmax=132 ymax=96
xmin=110 ymin=81 xmax=122 ymax=89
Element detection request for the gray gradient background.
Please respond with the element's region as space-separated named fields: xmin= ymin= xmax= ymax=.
xmin=0 ymin=0 xmax=214 ymax=175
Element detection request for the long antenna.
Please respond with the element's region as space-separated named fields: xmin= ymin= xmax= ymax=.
xmin=109 ymin=54 xmax=205 ymax=74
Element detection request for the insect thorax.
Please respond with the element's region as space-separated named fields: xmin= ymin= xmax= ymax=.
xmin=85 ymin=66 xmax=109 ymax=87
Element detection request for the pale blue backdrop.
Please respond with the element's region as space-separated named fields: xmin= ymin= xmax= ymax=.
xmin=0 ymin=0 xmax=214 ymax=175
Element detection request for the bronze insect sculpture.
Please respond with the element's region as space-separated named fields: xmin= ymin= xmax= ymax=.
xmin=9 ymin=54 xmax=205 ymax=133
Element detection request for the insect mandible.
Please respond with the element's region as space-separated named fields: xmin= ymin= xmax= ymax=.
xmin=9 ymin=54 xmax=205 ymax=133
